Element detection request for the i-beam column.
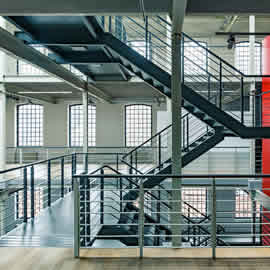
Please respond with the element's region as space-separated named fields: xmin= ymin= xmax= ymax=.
xmin=0 ymin=17 xmax=6 ymax=174
xmin=82 ymin=91 xmax=88 ymax=173
xmin=171 ymin=0 xmax=188 ymax=247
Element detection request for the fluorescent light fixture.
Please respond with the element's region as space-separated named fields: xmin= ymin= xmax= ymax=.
xmin=71 ymin=46 xmax=87 ymax=52
xmin=90 ymin=63 xmax=102 ymax=68
xmin=18 ymin=91 xmax=73 ymax=94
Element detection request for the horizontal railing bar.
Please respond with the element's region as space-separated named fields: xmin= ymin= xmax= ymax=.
xmin=74 ymin=174 xmax=270 ymax=178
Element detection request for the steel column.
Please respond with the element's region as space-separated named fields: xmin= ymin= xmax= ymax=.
xmin=171 ymin=0 xmax=187 ymax=247
xmin=0 ymin=86 xmax=6 ymax=174
xmin=82 ymin=92 xmax=88 ymax=174
xmin=171 ymin=32 xmax=183 ymax=247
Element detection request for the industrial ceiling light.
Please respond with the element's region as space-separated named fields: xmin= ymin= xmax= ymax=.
xmin=18 ymin=91 xmax=73 ymax=94
xmin=227 ymin=34 xmax=236 ymax=49
xmin=71 ymin=46 xmax=87 ymax=52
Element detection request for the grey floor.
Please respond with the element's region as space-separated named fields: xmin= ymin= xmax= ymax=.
xmin=0 ymin=193 xmax=74 ymax=247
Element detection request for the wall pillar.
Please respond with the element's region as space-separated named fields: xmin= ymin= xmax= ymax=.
xmin=0 ymin=17 xmax=6 ymax=173
xmin=82 ymin=92 xmax=88 ymax=173
xmin=170 ymin=0 xmax=187 ymax=247
xmin=0 ymin=85 xmax=6 ymax=173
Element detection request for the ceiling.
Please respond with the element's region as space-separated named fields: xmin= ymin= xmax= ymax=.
xmin=4 ymin=80 xmax=165 ymax=104
xmin=2 ymin=0 xmax=270 ymax=15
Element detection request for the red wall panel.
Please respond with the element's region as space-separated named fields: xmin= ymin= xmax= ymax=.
xmin=262 ymin=36 xmax=270 ymax=245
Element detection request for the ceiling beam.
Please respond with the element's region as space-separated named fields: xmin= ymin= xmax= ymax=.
xmin=1 ymin=0 xmax=270 ymax=15
xmin=0 ymin=26 xmax=112 ymax=103
xmin=3 ymin=85 xmax=56 ymax=104
xmin=219 ymin=16 xmax=239 ymax=32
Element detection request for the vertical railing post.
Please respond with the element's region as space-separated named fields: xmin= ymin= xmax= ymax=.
xmin=157 ymin=189 xmax=161 ymax=223
xmin=187 ymin=207 xmax=190 ymax=241
xmin=135 ymin=151 xmax=138 ymax=171
xmin=240 ymin=76 xmax=244 ymax=124
xmin=74 ymin=177 xmax=80 ymax=258
xmin=84 ymin=153 xmax=88 ymax=174
xmin=116 ymin=154 xmax=119 ymax=172
xmin=23 ymin=167 xmax=27 ymax=223
xmin=187 ymin=115 xmax=189 ymax=150
xmin=100 ymin=169 xmax=104 ymax=225
xmin=211 ymin=178 xmax=217 ymax=259
xmin=158 ymin=134 xmax=161 ymax=169
xmin=129 ymin=154 xmax=133 ymax=189
xmin=208 ymin=75 xmax=211 ymax=102
xmin=139 ymin=180 xmax=144 ymax=258
xmin=182 ymin=117 xmax=185 ymax=150
xmin=145 ymin=16 xmax=149 ymax=60
xmin=61 ymin=157 xmax=64 ymax=198
xmin=219 ymin=61 xmax=223 ymax=109
xmin=30 ymin=165 xmax=34 ymax=219
xmin=120 ymin=176 xmax=123 ymax=213
xmin=252 ymin=200 xmax=256 ymax=245
xmin=48 ymin=160 xmax=51 ymax=207
xmin=130 ymin=153 xmax=133 ymax=172
xmin=109 ymin=16 xmax=112 ymax=33
xmin=71 ymin=154 xmax=76 ymax=190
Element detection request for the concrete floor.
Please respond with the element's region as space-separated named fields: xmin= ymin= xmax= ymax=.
xmin=1 ymin=247 xmax=270 ymax=270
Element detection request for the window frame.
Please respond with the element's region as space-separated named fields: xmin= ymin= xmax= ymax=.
xmin=125 ymin=104 xmax=153 ymax=147
xmin=16 ymin=103 xmax=44 ymax=147
xmin=69 ymin=104 xmax=96 ymax=147
xmin=234 ymin=41 xmax=262 ymax=75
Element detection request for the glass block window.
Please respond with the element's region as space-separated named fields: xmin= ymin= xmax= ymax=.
xmin=235 ymin=42 xmax=262 ymax=75
xmin=69 ymin=104 xmax=96 ymax=147
xmin=184 ymin=41 xmax=207 ymax=76
xmin=235 ymin=189 xmax=260 ymax=218
xmin=125 ymin=104 xmax=152 ymax=147
xmin=182 ymin=188 xmax=207 ymax=218
xmin=17 ymin=104 xmax=43 ymax=146
xmin=18 ymin=46 xmax=49 ymax=75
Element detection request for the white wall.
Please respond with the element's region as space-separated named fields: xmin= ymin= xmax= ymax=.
xmin=5 ymin=98 xmax=163 ymax=148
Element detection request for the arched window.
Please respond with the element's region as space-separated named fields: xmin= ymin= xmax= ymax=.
xmin=235 ymin=41 xmax=262 ymax=74
xmin=184 ymin=41 xmax=207 ymax=76
xmin=125 ymin=104 xmax=152 ymax=147
xmin=69 ymin=104 xmax=96 ymax=147
xmin=17 ymin=104 xmax=44 ymax=146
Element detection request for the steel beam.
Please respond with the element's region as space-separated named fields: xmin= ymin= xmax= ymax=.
xmin=0 ymin=26 xmax=111 ymax=103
